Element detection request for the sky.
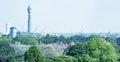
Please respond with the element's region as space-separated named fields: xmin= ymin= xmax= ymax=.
xmin=0 ymin=0 xmax=120 ymax=33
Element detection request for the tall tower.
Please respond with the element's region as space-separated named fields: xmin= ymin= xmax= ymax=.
xmin=27 ymin=3 xmax=31 ymax=33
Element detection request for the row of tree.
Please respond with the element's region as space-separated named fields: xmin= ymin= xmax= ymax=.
xmin=23 ymin=35 xmax=120 ymax=62
xmin=1 ymin=34 xmax=120 ymax=62
xmin=9 ymin=34 xmax=120 ymax=46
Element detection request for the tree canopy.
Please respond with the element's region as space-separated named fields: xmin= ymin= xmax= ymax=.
xmin=65 ymin=43 xmax=85 ymax=57
xmin=13 ymin=35 xmax=38 ymax=45
xmin=65 ymin=36 xmax=118 ymax=62
xmin=24 ymin=46 xmax=45 ymax=62
xmin=0 ymin=41 xmax=15 ymax=62
xmin=55 ymin=55 xmax=78 ymax=62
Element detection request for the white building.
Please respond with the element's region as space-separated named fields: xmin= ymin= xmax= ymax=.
xmin=6 ymin=22 xmax=11 ymax=35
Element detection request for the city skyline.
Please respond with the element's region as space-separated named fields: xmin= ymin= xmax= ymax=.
xmin=0 ymin=0 xmax=120 ymax=33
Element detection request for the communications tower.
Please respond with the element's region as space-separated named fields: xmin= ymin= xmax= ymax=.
xmin=27 ymin=1 xmax=31 ymax=33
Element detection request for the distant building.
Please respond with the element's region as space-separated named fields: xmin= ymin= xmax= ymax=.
xmin=6 ymin=22 xmax=11 ymax=35
xmin=17 ymin=31 xmax=41 ymax=37
xmin=8 ymin=27 xmax=17 ymax=37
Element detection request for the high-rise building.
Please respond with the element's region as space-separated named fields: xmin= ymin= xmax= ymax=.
xmin=8 ymin=27 xmax=17 ymax=37
xmin=27 ymin=4 xmax=31 ymax=33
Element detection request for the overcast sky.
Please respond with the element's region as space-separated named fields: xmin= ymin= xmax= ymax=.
xmin=0 ymin=0 xmax=120 ymax=33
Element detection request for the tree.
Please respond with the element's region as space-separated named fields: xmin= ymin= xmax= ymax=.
xmin=105 ymin=36 xmax=117 ymax=46
xmin=79 ymin=54 xmax=98 ymax=62
xmin=88 ymin=34 xmax=101 ymax=40
xmin=116 ymin=37 xmax=120 ymax=46
xmin=55 ymin=55 xmax=78 ymax=62
xmin=59 ymin=36 xmax=67 ymax=42
xmin=0 ymin=41 xmax=16 ymax=62
xmin=85 ymin=37 xmax=118 ymax=62
xmin=40 ymin=34 xmax=58 ymax=44
xmin=13 ymin=35 xmax=38 ymax=45
xmin=65 ymin=43 xmax=85 ymax=57
xmin=0 ymin=35 xmax=12 ymax=42
xmin=65 ymin=35 xmax=118 ymax=62
xmin=115 ymin=46 xmax=120 ymax=61
xmin=69 ymin=35 xmax=87 ymax=43
xmin=24 ymin=46 xmax=45 ymax=62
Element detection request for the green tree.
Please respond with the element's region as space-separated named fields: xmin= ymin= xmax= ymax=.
xmin=65 ymin=43 xmax=85 ymax=57
xmin=117 ymin=37 xmax=120 ymax=46
xmin=13 ymin=35 xmax=38 ymax=45
xmin=88 ymin=34 xmax=101 ymax=40
xmin=0 ymin=35 xmax=12 ymax=42
xmin=40 ymin=34 xmax=58 ymax=44
xmin=56 ymin=55 xmax=78 ymax=62
xmin=65 ymin=35 xmax=118 ymax=62
xmin=24 ymin=46 xmax=45 ymax=62
xmin=105 ymin=36 xmax=117 ymax=46
xmin=81 ymin=54 xmax=98 ymax=62
xmin=69 ymin=35 xmax=87 ymax=43
xmin=114 ymin=46 xmax=120 ymax=61
xmin=85 ymin=37 xmax=118 ymax=62
xmin=0 ymin=41 xmax=16 ymax=62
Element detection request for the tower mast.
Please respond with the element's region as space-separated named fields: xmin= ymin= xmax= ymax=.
xmin=27 ymin=0 xmax=31 ymax=33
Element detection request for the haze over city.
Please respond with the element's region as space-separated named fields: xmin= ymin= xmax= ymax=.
xmin=0 ymin=0 xmax=120 ymax=33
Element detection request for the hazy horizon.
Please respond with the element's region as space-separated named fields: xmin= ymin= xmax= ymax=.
xmin=0 ymin=0 xmax=120 ymax=33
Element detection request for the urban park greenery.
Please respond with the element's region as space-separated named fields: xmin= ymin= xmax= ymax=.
xmin=0 ymin=34 xmax=120 ymax=62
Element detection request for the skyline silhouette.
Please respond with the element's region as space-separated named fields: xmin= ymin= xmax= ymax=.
xmin=0 ymin=0 xmax=120 ymax=33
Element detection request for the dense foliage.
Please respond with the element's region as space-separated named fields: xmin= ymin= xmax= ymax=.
xmin=24 ymin=46 xmax=45 ymax=62
xmin=65 ymin=37 xmax=118 ymax=62
xmin=55 ymin=56 xmax=78 ymax=62
xmin=0 ymin=41 xmax=16 ymax=62
xmin=0 ymin=34 xmax=120 ymax=62
xmin=13 ymin=35 xmax=38 ymax=45
xmin=65 ymin=43 xmax=85 ymax=57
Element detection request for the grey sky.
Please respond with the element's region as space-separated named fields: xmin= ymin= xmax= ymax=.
xmin=0 ymin=0 xmax=120 ymax=33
